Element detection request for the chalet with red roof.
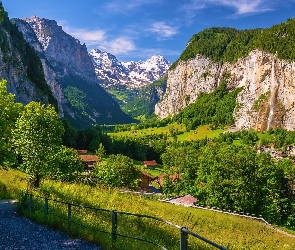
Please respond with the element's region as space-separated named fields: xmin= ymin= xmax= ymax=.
xmin=143 ymin=160 xmax=157 ymax=169
xmin=77 ymin=150 xmax=98 ymax=171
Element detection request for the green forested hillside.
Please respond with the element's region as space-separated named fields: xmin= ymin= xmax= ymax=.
xmin=171 ymin=18 xmax=295 ymax=69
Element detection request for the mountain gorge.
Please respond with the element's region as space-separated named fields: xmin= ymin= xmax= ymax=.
xmin=155 ymin=19 xmax=295 ymax=131
xmin=10 ymin=16 xmax=132 ymax=128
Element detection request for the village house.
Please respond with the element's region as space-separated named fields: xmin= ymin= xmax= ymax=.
xmin=143 ymin=160 xmax=157 ymax=170
xmin=77 ymin=150 xmax=98 ymax=172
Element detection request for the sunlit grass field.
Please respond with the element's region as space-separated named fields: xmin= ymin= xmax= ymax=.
xmin=109 ymin=123 xmax=226 ymax=141
xmin=1 ymin=168 xmax=295 ymax=250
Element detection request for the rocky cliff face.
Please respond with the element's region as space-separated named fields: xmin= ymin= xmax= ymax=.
xmin=0 ymin=10 xmax=54 ymax=107
xmin=89 ymin=49 xmax=171 ymax=89
xmin=13 ymin=16 xmax=132 ymax=128
xmin=155 ymin=50 xmax=295 ymax=131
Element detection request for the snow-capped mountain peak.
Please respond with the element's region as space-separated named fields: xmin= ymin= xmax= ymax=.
xmin=89 ymin=49 xmax=171 ymax=89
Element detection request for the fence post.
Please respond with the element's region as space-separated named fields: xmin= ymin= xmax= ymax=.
xmin=180 ymin=226 xmax=188 ymax=250
xmin=44 ymin=197 xmax=49 ymax=215
xmin=68 ymin=202 xmax=72 ymax=231
xmin=112 ymin=210 xmax=118 ymax=247
xmin=29 ymin=194 xmax=33 ymax=213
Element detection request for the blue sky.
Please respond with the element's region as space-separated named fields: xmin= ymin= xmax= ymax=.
xmin=2 ymin=0 xmax=295 ymax=62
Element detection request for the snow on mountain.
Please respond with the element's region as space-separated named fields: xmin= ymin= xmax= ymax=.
xmin=89 ymin=49 xmax=171 ymax=89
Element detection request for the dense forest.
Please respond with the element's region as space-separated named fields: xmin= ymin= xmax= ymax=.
xmin=170 ymin=18 xmax=295 ymax=69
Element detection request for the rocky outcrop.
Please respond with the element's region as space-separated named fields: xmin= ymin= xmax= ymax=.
xmin=155 ymin=50 xmax=295 ymax=131
xmin=0 ymin=11 xmax=52 ymax=106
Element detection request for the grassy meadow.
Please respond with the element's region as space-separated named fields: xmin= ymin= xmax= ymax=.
xmin=1 ymin=168 xmax=295 ymax=250
xmin=109 ymin=123 xmax=226 ymax=141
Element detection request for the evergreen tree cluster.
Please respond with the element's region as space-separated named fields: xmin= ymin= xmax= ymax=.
xmin=170 ymin=18 xmax=295 ymax=69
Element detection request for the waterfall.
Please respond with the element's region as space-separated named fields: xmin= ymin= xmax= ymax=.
xmin=266 ymin=53 xmax=277 ymax=130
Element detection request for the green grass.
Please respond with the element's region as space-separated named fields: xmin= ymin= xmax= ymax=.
xmin=109 ymin=122 xmax=186 ymax=137
xmin=110 ymin=123 xmax=225 ymax=142
xmin=2 ymin=168 xmax=295 ymax=250
xmin=179 ymin=125 xmax=225 ymax=141
xmin=0 ymin=167 xmax=27 ymax=199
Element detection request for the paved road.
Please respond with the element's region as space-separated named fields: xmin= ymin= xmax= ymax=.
xmin=0 ymin=199 xmax=101 ymax=250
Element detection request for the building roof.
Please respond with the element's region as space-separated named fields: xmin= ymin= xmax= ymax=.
xmin=143 ymin=160 xmax=157 ymax=166
xmin=167 ymin=194 xmax=198 ymax=207
xmin=77 ymin=150 xmax=88 ymax=155
xmin=80 ymin=155 xmax=99 ymax=162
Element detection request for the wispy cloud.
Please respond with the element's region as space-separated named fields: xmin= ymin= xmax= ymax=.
xmin=182 ymin=0 xmax=277 ymax=21
xmin=105 ymin=0 xmax=160 ymax=13
xmin=209 ymin=0 xmax=272 ymax=14
xmin=146 ymin=21 xmax=178 ymax=40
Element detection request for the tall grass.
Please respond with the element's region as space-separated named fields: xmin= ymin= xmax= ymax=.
xmin=22 ymin=180 xmax=295 ymax=250
xmin=0 ymin=167 xmax=27 ymax=198
xmin=2 ymin=169 xmax=295 ymax=249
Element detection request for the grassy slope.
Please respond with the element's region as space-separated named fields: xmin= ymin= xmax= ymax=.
xmin=1 ymin=168 xmax=295 ymax=249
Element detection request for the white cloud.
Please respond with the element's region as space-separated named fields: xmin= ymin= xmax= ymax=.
xmin=57 ymin=21 xmax=136 ymax=56
xmin=146 ymin=22 xmax=178 ymax=39
xmin=183 ymin=0 xmax=276 ymax=17
xmin=103 ymin=37 xmax=136 ymax=55
xmin=58 ymin=21 xmax=105 ymax=46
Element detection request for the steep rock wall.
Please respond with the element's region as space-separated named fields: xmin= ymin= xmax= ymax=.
xmin=155 ymin=50 xmax=295 ymax=131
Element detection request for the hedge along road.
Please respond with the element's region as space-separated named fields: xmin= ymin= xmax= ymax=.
xmin=0 ymin=199 xmax=101 ymax=250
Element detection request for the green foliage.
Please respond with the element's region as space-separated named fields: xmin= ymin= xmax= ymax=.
xmin=61 ymin=119 xmax=78 ymax=148
xmin=95 ymin=143 xmax=106 ymax=160
xmin=107 ymin=75 xmax=167 ymax=120
xmin=174 ymin=79 xmax=242 ymax=130
xmin=0 ymin=80 xmax=23 ymax=167
xmin=12 ymin=102 xmax=64 ymax=188
xmin=63 ymin=86 xmax=87 ymax=112
xmin=92 ymin=154 xmax=140 ymax=189
xmin=161 ymin=144 xmax=199 ymax=195
xmin=195 ymin=142 xmax=294 ymax=225
xmin=253 ymin=91 xmax=270 ymax=111
xmin=170 ymin=18 xmax=295 ymax=70
xmin=51 ymin=146 xmax=84 ymax=182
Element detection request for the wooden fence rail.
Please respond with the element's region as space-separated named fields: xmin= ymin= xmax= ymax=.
xmin=20 ymin=192 xmax=227 ymax=250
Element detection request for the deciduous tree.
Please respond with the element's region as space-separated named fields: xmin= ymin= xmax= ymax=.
xmin=0 ymin=80 xmax=23 ymax=167
xmin=93 ymin=154 xmax=140 ymax=189
xmin=12 ymin=101 xmax=64 ymax=188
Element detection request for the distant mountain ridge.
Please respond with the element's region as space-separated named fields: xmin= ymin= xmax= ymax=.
xmin=12 ymin=16 xmax=133 ymax=128
xmin=89 ymin=49 xmax=171 ymax=89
